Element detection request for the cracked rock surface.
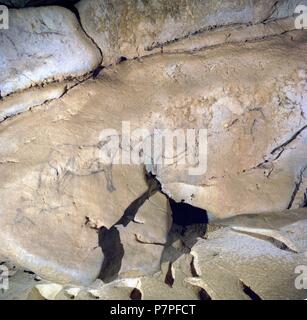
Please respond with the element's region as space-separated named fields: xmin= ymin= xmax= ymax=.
xmin=0 ymin=1 xmax=307 ymax=299
xmin=188 ymin=208 xmax=307 ymax=300
xmin=0 ymin=79 xmax=150 ymax=284
xmin=116 ymin=192 xmax=172 ymax=279
xmin=147 ymin=31 xmax=307 ymax=219
xmin=271 ymin=0 xmax=307 ymax=19
xmin=76 ymin=0 xmax=278 ymax=66
xmin=0 ymin=6 xmax=101 ymax=97
xmin=1 ymin=208 xmax=306 ymax=300
xmin=0 ymin=81 xmax=75 ymax=122
xmin=0 ymin=30 xmax=307 ymax=286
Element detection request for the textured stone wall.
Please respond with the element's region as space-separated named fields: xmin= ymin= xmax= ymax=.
xmin=0 ymin=0 xmax=306 ymax=299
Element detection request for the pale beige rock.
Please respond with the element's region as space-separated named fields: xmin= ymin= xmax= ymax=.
xmin=213 ymin=208 xmax=307 ymax=231
xmin=116 ymin=225 xmax=165 ymax=278
xmin=76 ymin=0 xmax=278 ymax=66
xmin=188 ymin=209 xmax=307 ymax=300
xmin=0 ymin=80 xmax=149 ymax=285
xmin=129 ymin=192 xmax=172 ymax=245
xmin=147 ymin=31 xmax=307 ymax=219
xmin=140 ymin=267 xmax=200 ymax=300
xmin=2 ymin=207 xmax=306 ymax=300
xmin=213 ymin=208 xmax=307 ymax=253
xmin=0 ymin=7 xmax=101 ymax=97
xmin=163 ymin=17 xmax=296 ymax=54
xmin=0 ymin=82 xmax=74 ymax=122
xmin=0 ymin=268 xmax=44 ymax=300
xmin=270 ymin=0 xmax=307 ymax=19
xmin=0 ymin=31 xmax=306 ymax=285
xmin=63 ymin=286 xmax=82 ymax=299
xmin=116 ymin=192 xmax=171 ymax=278
xmin=86 ymin=278 xmax=142 ymax=300
xmin=35 ymin=283 xmax=63 ymax=300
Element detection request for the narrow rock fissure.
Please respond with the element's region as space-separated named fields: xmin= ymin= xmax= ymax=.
xmin=65 ymin=2 xmax=104 ymax=64
xmin=98 ymin=172 xmax=209 ymax=284
xmin=233 ymin=230 xmax=297 ymax=253
xmin=164 ymin=262 xmax=174 ymax=288
xmin=287 ymin=165 xmax=307 ymax=209
xmin=271 ymin=125 xmax=307 ymax=156
xmin=240 ymin=280 xmax=262 ymax=300
xmin=0 ymin=75 xmax=90 ymax=125
xmin=243 ymin=125 xmax=307 ymax=173
xmin=190 ymin=256 xmax=200 ymax=278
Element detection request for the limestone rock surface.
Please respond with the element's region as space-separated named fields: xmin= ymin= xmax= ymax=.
xmin=76 ymin=0 xmax=278 ymax=65
xmin=0 ymin=79 xmax=149 ymax=285
xmin=116 ymin=192 xmax=172 ymax=278
xmin=0 ymin=6 xmax=101 ymax=97
xmin=0 ymin=30 xmax=306 ymax=286
xmin=270 ymin=0 xmax=307 ymax=19
xmin=187 ymin=208 xmax=307 ymax=300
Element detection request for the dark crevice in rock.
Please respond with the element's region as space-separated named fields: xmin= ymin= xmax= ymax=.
xmin=169 ymin=199 xmax=208 ymax=227
xmin=164 ymin=262 xmax=174 ymax=288
xmin=66 ymin=3 xmax=104 ymax=66
xmin=263 ymin=0 xmax=280 ymax=22
xmin=168 ymin=199 xmax=208 ymax=250
xmin=303 ymin=191 xmax=307 ymax=207
xmin=287 ymin=166 xmax=307 ymax=209
xmin=92 ymin=65 xmax=104 ymax=79
xmin=198 ymin=288 xmax=212 ymax=301
xmin=234 ymin=230 xmax=297 ymax=253
xmin=240 ymin=280 xmax=262 ymax=300
xmin=160 ymin=196 xmax=208 ymax=267
xmin=0 ymin=76 xmax=88 ymax=125
xmin=190 ymin=256 xmax=200 ymax=277
xmin=271 ymin=125 xmax=307 ymax=156
xmin=84 ymin=216 xmax=100 ymax=231
xmin=0 ymin=1 xmax=80 ymax=8
xmin=117 ymin=56 xmax=128 ymax=64
xmin=130 ymin=288 xmax=142 ymax=300
xmin=23 ymin=270 xmax=35 ymax=275
xmin=243 ymin=125 xmax=307 ymax=173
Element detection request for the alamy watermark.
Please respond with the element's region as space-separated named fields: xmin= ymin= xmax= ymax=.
xmin=0 ymin=5 xmax=9 ymax=30
xmin=295 ymin=265 xmax=307 ymax=289
xmin=295 ymin=4 xmax=307 ymax=29
xmin=294 ymin=252 xmax=307 ymax=290
xmin=0 ymin=265 xmax=9 ymax=291
xmin=98 ymin=121 xmax=207 ymax=176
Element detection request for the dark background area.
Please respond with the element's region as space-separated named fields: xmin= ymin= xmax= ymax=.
xmin=0 ymin=0 xmax=79 ymax=8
